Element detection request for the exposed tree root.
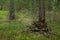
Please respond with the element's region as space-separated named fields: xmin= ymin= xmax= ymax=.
xmin=21 ymin=21 xmax=58 ymax=38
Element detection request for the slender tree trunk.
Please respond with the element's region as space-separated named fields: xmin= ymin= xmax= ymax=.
xmin=9 ymin=0 xmax=15 ymax=20
xmin=0 ymin=4 xmax=3 ymax=10
xmin=39 ymin=0 xmax=45 ymax=22
xmin=0 ymin=1 xmax=3 ymax=10
xmin=38 ymin=0 xmax=47 ymax=29
xmin=32 ymin=0 xmax=35 ymax=14
xmin=48 ymin=0 xmax=52 ymax=11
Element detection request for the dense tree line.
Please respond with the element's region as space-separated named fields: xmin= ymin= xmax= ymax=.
xmin=0 ymin=0 xmax=60 ymax=11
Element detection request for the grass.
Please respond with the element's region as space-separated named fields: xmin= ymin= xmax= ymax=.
xmin=0 ymin=11 xmax=60 ymax=40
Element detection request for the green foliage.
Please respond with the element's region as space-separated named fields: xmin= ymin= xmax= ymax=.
xmin=0 ymin=0 xmax=60 ymax=11
xmin=0 ymin=11 xmax=60 ymax=40
xmin=0 ymin=0 xmax=60 ymax=40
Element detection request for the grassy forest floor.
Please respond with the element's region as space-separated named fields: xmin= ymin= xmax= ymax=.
xmin=0 ymin=11 xmax=60 ymax=40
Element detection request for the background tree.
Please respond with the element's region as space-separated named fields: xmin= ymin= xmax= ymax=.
xmin=9 ymin=0 xmax=15 ymax=20
xmin=0 ymin=0 xmax=5 ymax=10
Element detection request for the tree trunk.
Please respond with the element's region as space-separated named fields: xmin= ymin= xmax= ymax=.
xmin=38 ymin=0 xmax=47 ymax=30
xmin=0 ymin=4 xmax=3 ymax=10
xmin=0 ymin=0 xmax=3 ymax=10
xmin=9 ymin=0 xmax=15 ymax=20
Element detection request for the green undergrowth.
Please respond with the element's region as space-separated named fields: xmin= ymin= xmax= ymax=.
xmin=0 ymin=11 xmax=60 ymax=40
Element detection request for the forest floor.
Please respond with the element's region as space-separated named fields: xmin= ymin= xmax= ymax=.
xmin=0 ymin=11 xmax=60 ymax=40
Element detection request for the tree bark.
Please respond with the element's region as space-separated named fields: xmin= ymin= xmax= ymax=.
xmin=9 ymin=0 xmax=15 ymax=20
xmin=38 ymin=0 xmax=48 ymax=30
